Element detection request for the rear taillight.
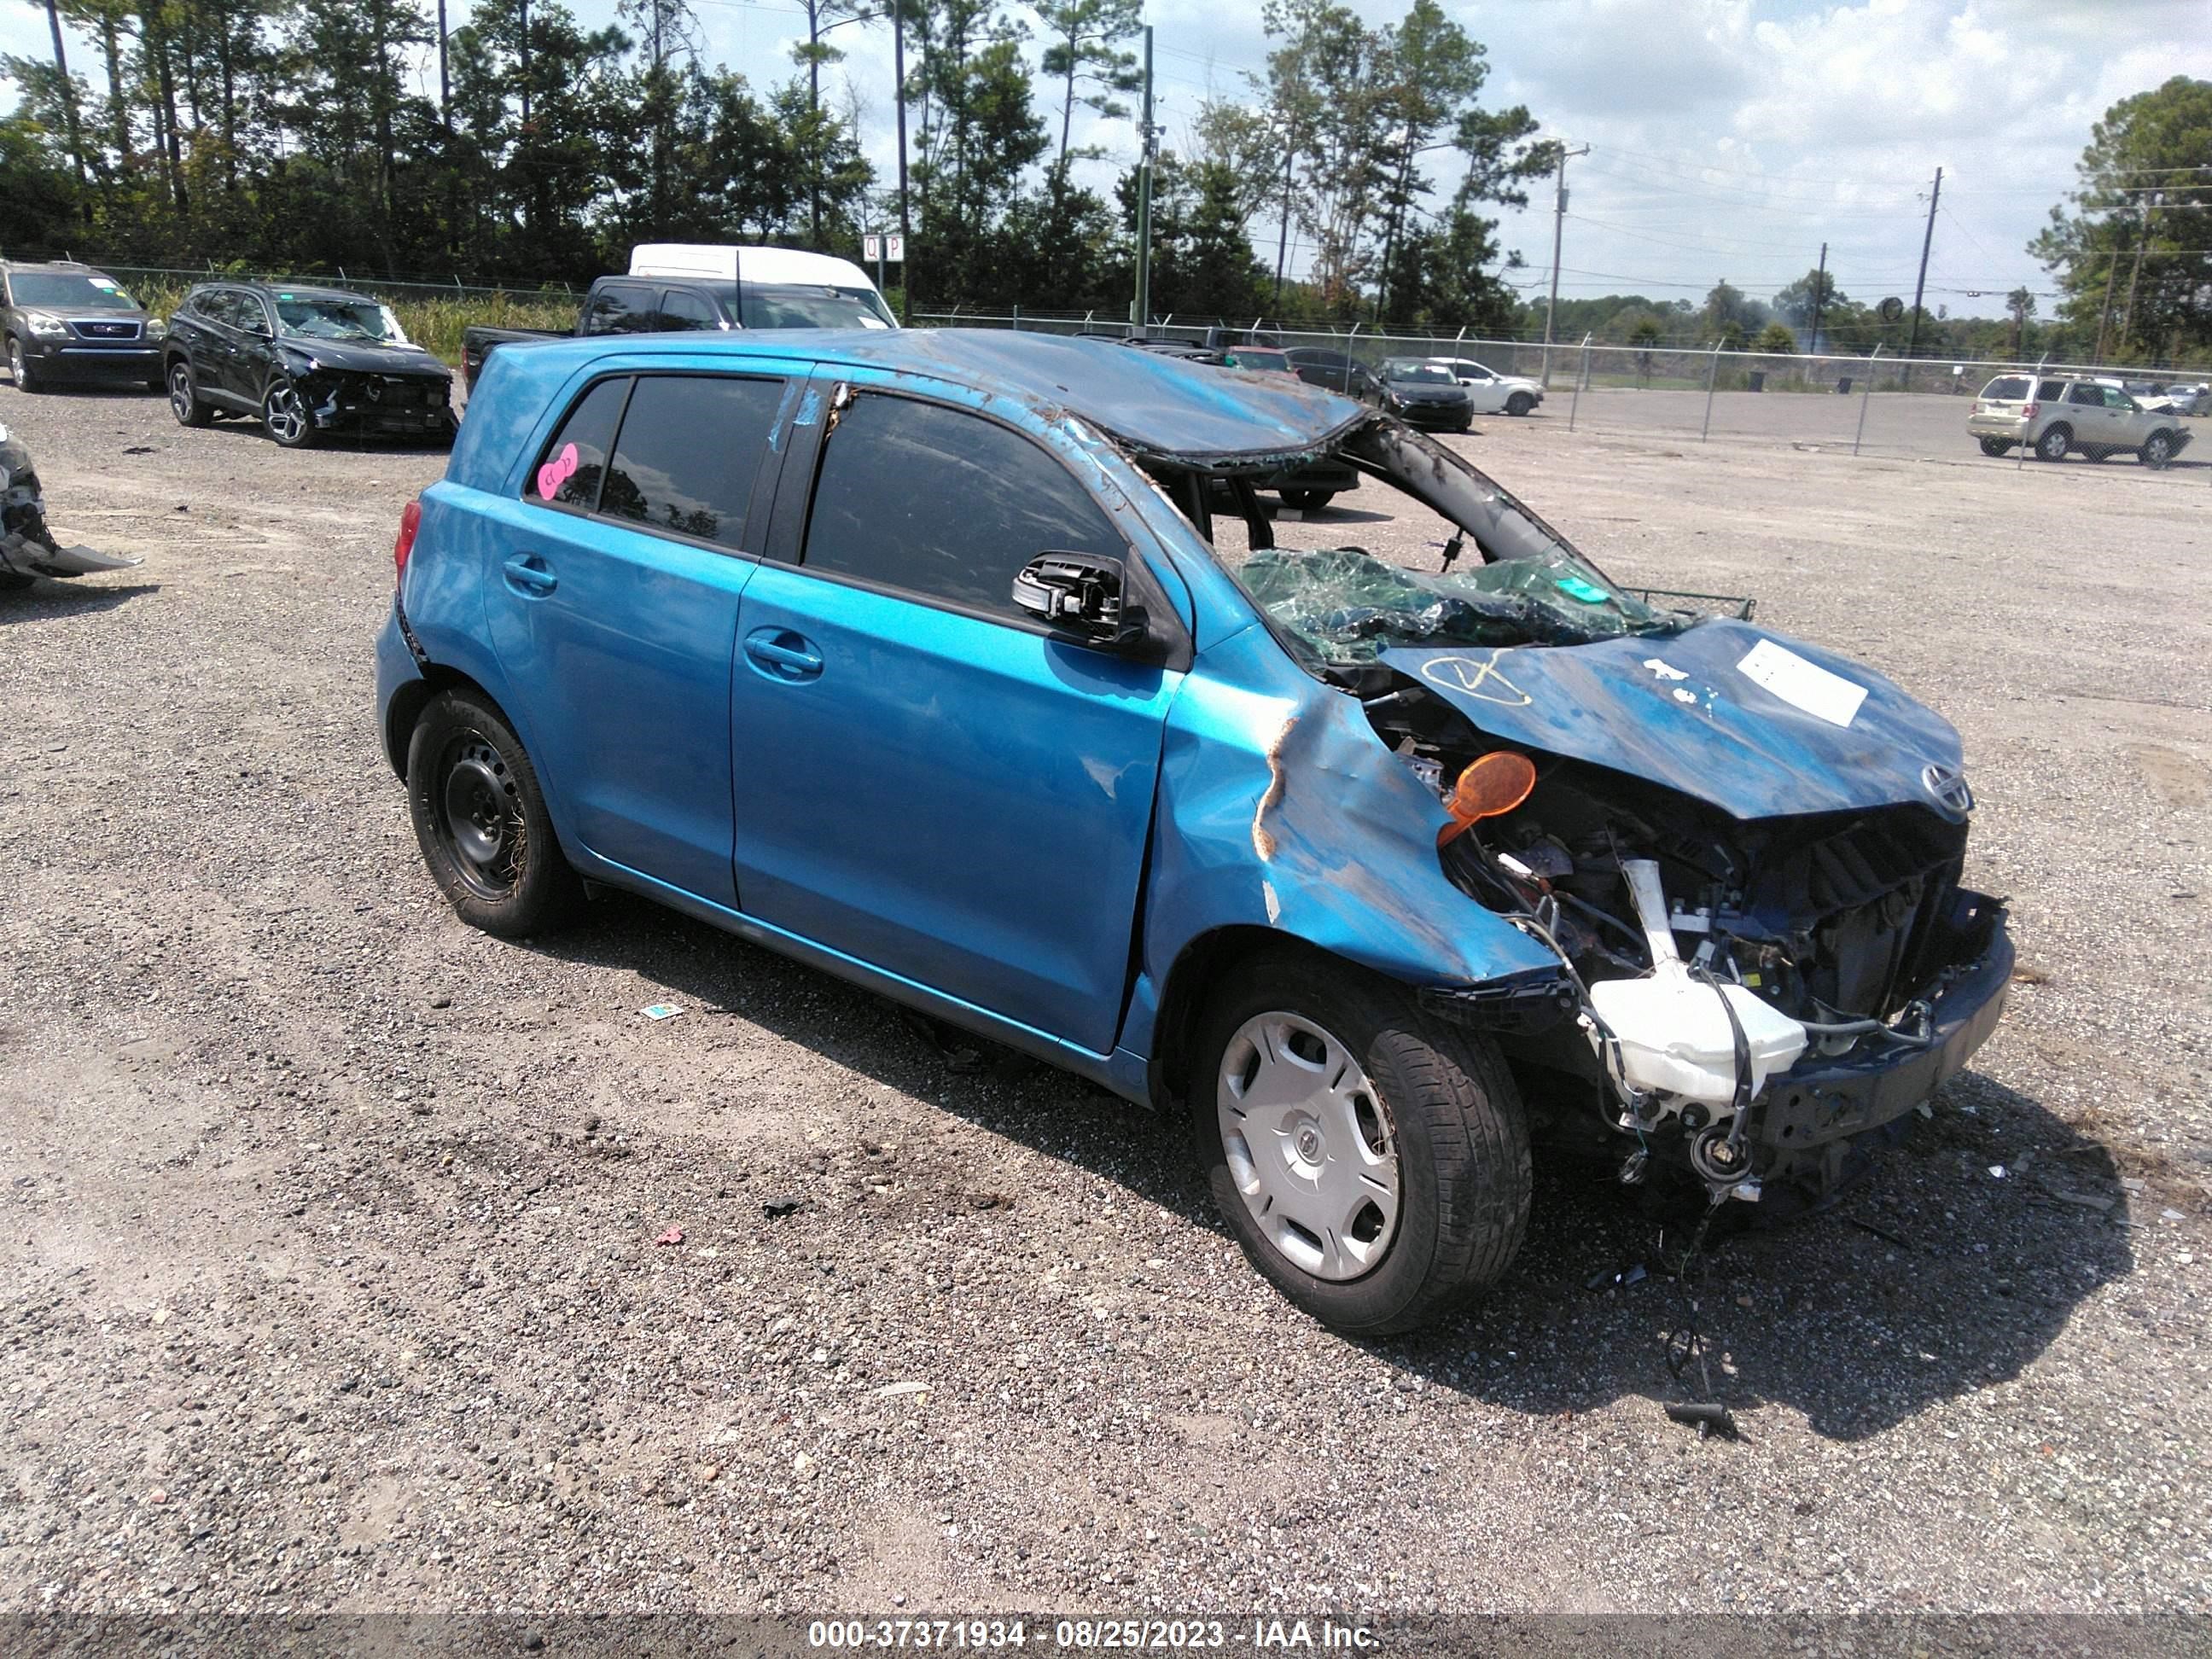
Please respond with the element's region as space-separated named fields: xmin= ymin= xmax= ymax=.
xmin=2023 ymin=401 xmax=2040 ymax=420
xmin=393 ymin=498 xmax=423 ymax=585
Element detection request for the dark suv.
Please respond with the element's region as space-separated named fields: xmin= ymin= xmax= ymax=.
xmin=164 ymin=281 xmax=455 ymax=448
xmin=1 ymin=260 xmax=166 ymax=393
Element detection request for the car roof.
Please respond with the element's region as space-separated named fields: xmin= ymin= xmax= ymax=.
xmin=206 ymin=281 xmax=376 ymax=303
xmin=510 ymin=327 xmax=1371 ymax=465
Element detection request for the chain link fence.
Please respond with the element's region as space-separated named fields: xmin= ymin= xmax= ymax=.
xmin=913 ymin=308 xmax=2212 ymax=477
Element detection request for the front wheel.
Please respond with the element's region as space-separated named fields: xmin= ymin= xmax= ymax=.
xmin=1505 ymin=392 xmax=1534 ymax=416
xmin=1282 ymin=490 xmax=1334 ymax=513
xmin=1190 ymin=954 xmax=1531 ymax=1336
xmin=263 ymin=378 xmax=317 ymax=448
xmin=168 ymin=361 xmax=212 ymax=428
xmin=2140 ymin=432 xmax=2174 ymax=469
xmin=2035 ymin=425 xmax=2071 ymax=462
xmin=8 ymin=337 xmax=40 ymax=393
xmin=405 ymin=689 xmax=582 ymax=938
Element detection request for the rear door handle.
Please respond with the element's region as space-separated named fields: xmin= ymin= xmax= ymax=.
xmin=742 ymin=627 xmax=823 ymax=681
xmin=503 ymin=553 xmax=557 ymax=597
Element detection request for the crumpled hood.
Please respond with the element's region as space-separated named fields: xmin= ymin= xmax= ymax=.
xmin=282 ymin=339 xmax=449 ymax=379
xmin=1382 ymin=618 xmax=1966 ymax=821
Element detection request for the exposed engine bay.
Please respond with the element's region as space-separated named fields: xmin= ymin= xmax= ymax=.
xmin=1365 ymin=673 xmax=2005 ymax=1205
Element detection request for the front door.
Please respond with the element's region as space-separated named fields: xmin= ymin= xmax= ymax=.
xmin=481 ymin=364 xmax=800 ymax=905
xmin=729 ymin=376 xmax=1185 ymax=1051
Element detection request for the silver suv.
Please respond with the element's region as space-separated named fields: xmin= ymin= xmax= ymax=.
xmin=1968 ymin=373 xmax=2192 ymax=468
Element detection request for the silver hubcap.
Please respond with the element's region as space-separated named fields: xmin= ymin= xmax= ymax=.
xmin=266 ymin=384 xmax=306 ymax=443
xmin=170 ymin=367 xmax=193 ymax=419
xmin=1218 ymin=1011 xmax=1400 ymax=1282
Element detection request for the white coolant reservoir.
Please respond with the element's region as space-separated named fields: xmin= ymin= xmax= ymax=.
xmin=1587 ymin=859 xmax=1809 ymax=1106
xmin=1590 ymin=969 xmax=1809 ymax=1104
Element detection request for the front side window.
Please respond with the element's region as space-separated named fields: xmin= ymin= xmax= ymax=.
xmin=2066 ymin=382 xmax=2103 ymax=405
xmin=598 ymin=375 xmax=783 ymax=549
xmin=800 ymin=393 xmax=1124 ymax=620
xmin=2103 ymin=387 xmax=2137 ymax=410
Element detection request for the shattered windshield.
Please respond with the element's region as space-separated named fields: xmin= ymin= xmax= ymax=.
xmin=277 ymin=295 xmax=412 ymax=346
xmin=1184 ymin=420 xmax=1681 ymax=661
xmin=1243 ymin=546 xmax=1676 ymax=662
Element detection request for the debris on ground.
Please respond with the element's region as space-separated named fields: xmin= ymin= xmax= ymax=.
xmin=654 ymin=1226 xmax=684 ymax=1246
xmin=640 ymin=1003 xmax=685 ymax=1022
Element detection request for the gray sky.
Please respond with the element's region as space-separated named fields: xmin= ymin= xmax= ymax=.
xmin=6 ymin=0 xmax=2208 ymax=317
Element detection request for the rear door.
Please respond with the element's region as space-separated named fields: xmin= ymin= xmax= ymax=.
xmin=481 ymin=362 xmax=803 ymax=905
xmin=727 ymin=372 xmax=1186 ymax=1051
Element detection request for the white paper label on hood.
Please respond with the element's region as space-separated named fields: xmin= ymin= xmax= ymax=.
xmin=1736 ymin=639 xmax=1867 ymax=727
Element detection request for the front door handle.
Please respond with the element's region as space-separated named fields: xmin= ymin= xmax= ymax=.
xmin=503 ymin=553 xmax=557 ymax=597
xmin=743 ymin=627 xmax=824 ymax=682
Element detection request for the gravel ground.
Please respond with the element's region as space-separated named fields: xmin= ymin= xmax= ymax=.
xmin=1 ymin=377 xmax=2208 ymax=1625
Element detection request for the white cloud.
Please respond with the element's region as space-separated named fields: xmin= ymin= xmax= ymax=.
xmin=6 ymin=0 xmax=2209 ymax=317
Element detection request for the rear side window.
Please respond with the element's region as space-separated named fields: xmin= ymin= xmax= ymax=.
xmin=2037 ymin=380 xmax=2064 ymax=400
xmin=1981 ymin=376 xmax=2028 ymax=400
xmin=581 ymin=284 xmax=653 ymax=335
xmin=528 ymin=375 xmax=630 ymax=509
xmin=598 ymin=375 xmax=783 ymax=550
xmin=800 ymin=393 xmax=1123 ymax=620
xmin=658 ymin=289 xmax=717 ymax=331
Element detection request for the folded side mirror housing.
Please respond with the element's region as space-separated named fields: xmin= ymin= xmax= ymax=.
xmin=1012 ymin=553 xmax=1147 ymax=649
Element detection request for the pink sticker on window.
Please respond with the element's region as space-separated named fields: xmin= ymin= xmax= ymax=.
xmin=535 ymin=442 xmax=581 ymax=500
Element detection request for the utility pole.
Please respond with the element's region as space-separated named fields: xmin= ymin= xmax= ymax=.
xmin=436 ymin=0 xmax=451 ymax=123
xmin=2119 ymin=192 xmax=2156 ymax=358
xmin=893 ymin=0 xmax=911 ymax=316
xmin=1904 ymin=166 xmax=1941 ymax=366
xmin=519 ymin=0 xmax=531 ymax=127
xmin=1272 ymin=119 xmax=1295 ymax=313
xmin=1539 ymin=143 xmax=1590 ymax=388
xmin=1808 ymin=241 xmax=1827 ymax=356
xmin=1132 ymin=26 xmax=1155 ymax=337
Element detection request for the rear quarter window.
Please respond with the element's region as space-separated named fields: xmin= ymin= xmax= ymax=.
xmin=527 ymin=376 xmax=630 ymax=509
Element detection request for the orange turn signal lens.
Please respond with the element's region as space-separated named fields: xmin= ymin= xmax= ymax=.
xmin=1437 ymin=751 xmax=1537 ymax=847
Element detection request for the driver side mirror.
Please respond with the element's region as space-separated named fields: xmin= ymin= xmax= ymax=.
xmin=1012 ymin=553 xmax=1147 ymax=649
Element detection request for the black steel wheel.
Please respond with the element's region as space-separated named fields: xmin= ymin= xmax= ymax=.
xmin=1282 ymin=489 xmax=1335 ymax=513
xmin=405 ymin=689 xmax=581 ymax=937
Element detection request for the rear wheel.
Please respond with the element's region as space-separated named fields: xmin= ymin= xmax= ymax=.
xmin=1282 ymin=490 xmax=1334 ymax=513
xmin=405 ymin=689 xmax=582 ymax=938
xmin=2035 ymin=424 xmax=2071 ymax=462
xmin=2140 ymin=431 xmax=2175 ymax=469
xmin=1190 ymin=953 xmax=1531 ymax=1336
xmin=1976 ymin=437 xmax=2011 ymax=457
xmin=8 ymin=337 xmax=40 ymax=393
xmin=167 ymin=361 xmax=212 ymax=428
xmin=1505 ymin=391 xmax=1534 ymax=416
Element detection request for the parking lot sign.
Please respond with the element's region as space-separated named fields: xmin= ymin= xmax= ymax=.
xmin=863 ymin=235 xmax=882 ymax=262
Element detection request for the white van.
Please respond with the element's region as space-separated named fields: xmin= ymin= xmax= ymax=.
xmin=627 ymin=244 xmax=897 ymax=330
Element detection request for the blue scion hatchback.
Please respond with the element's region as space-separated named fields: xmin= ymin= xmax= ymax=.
xmin=377 ymin=329 xmax=2012 ymax=1334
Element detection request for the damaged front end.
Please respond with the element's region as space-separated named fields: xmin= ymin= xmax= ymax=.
xmin=1200 ymin=413 xmax=2011 ymax=1210
xmin=0 ymin=422 xmax=143 ymax=588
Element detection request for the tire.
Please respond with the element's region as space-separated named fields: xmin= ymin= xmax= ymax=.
xmin=8 ymin=337 xmax=41 ymax=393
xmin=1190 ymin=952 xmax=1531 ymax=1336
xmin=0 ymin=570 xmax=34 ymax=591
xmin=1282 ymin=490 xmax=1334 ymax=513
xmin=1976 ymin=437 xmax=2011 ymax=457
xmin=405 ymin=689 xmax=583 ymax=938
xmin=262 ymin=377 xmax=317 ymax=448
xmin=1505 ymin=392 xmax=1534 ymax=417
xmin=2140 ymin=431 xmax=2174 ymax=469
xmin=2035 ymin=424 xmax=2071 ymax=462
xmin=167 ymin=360 xmax=212 ymax=428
